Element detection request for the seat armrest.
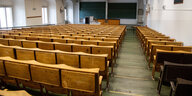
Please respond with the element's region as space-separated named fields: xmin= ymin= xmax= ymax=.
xmin=107 ymin=61 xmax=109 ymax=67
xmin=170 ymin=81 xmax=176 ymax=91
xmin=99 ymin=76 xmax=103 ymax=85
xmin=160 ymin=65 xmax=164 ymax=71
xmin=177 ymin=78 xmax=192 ymax=85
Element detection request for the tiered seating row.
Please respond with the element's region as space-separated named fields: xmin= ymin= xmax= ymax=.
xmin=136 ymin=26 xmax=192 ymax=95
xmin=0 ymin=56 xmax=102 ymax=96
xmin=0 ymin=24 xmax=126 ymax=95
xmin=0 ymin=44 xmax=109 ymax=80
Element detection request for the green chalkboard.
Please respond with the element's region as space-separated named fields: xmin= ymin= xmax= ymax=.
xmin=108 ymin=3 xmax=137 ymax=19
xmin=80 ymin=2 xmax=106 ymax=19
xmin=174 ymin=0 xmax=183 ymax=4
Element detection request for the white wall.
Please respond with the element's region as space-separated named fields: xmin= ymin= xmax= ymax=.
xmin=66 ymin=0 xmax=74 ymax=24
xmin=13 ymin=0 xmax=26 ymax=26
xmin=0 ymin=0 xmax=65 ymax=26
xmin=73 ymin=0 xmax=79 ymax=24
xmin=48 ymin=0 xmax=57 ymax=24
xmin=25 ymin=0 xmax=43 ymax=26
xmin=56 ymin=0 xmax=65 ymax=24
xmin=147 ymin=0 xmax=192 ymax=46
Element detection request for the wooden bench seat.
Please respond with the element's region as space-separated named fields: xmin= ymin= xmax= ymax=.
xmin=152 ymin=50 xmax=192 ymax=78
xmin=0 ymin=57 xmax=102 ymax=96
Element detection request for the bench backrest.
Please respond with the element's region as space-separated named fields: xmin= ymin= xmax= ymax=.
xmin=38 ymin=42 xmax=54 ymax=50
xmin=56 ymin=52 xmax=79 ymax=67
xmin=5 ymin=61 xmax=30 ymax=81
xmin=0 ymin=59 xmax=100 ymax=95
xmin=172 ymin=46 xmax=192 ymax=52
xmin=16 ymin=48 xmax=35 ymax=60
xmin=35 ymin=51 xmax=56 ymax=64
xmin=22 ymin=41 xmax=37 ymax=48
xmin=164 ymin=61 xmax=192 ymax=82
xmin=0 ymin=45 xmax=15 ymax=58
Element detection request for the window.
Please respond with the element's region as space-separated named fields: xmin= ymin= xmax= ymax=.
xmin=42 ymin=7 xmax=48 ymax=24
xmin=0 ymin=7 xmax=13 ymax=28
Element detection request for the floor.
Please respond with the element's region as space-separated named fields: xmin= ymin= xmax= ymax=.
xmin=1 ymin=28 xmax=170 ymax=96
xmin=102 ymin=29 xmax=169 ymax=96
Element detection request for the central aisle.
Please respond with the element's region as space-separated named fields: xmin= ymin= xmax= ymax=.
xmin=103 ymin=29 xmax=164 ymax=96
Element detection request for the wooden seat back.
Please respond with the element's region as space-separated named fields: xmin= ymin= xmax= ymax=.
xmin=9 ymin=40 xmax=23 ymax=47
xmin=150 ymin=45 xmax=172 ymax=58
xmin=73 ymin=45 xmax=91 ymax=53
xmin=174 ymin=78 xmax=192 ymax=96
xmin=82 ymin=41 xmax=98 ymax=45
xmin=81 ymin=54 xmax=107 ymax=72
xmin=4 ymin=35 xmax=15 ymax=39
xmin=0 ymin=60 xmax=5 ymax=76
xmin=53 ymin=39 xmax=67 ymax=43
xmin=0 ymin=45 xmax=15 ymax=58
xmin=4 ymin=61 xmax=30 ymax=81
xmin=38 ymin=38 xmax=52 ymax=42
xmin=56 ymin=52 xmax=79 ymax=67
xmin=0 ymin=38 xmax=9 ymax=46
xmin=31 ymin=65 xmax=60 ymax=86
xmin=16 ymin=48 xmax=35 ymax=60
xmin=38 ymin=42 xmax=54 ymax=50
xmin=22 ymin=41 xmax=37 ymax=48
xmin=163 ymin=61 xmax=192 ymax=82
xmin=153 ymin=50 xmax=192 ymax=77
xmin=35 ymin=51 xmax=56 ymax=64
xmin=15 ymin=36 xmax=27 ymax=39
xmin=166 ymin=42 xmax=183 ymax=46
xmin=61 ymin=70 xmax=98 ymax=94
xmin=26 ymin=37 xmax=39 ymax=40
xmin=92 ymin=46 xmax=113 ymax=60
xmin=54 ymin=43 xmax=72 ymax=52
xmin=172 ymin=46 xmax=192 ymax=52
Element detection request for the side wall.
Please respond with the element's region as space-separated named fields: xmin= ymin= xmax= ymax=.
xmin=147 ymin=0 xmax=192 ymax=46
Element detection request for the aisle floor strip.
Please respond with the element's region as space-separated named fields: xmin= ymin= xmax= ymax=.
xmin=109 ymin=91 xmax=143 ymax=96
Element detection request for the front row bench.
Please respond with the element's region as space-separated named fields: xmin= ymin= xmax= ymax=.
xmin=0 ymin=57 xmax=102 ymax=96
